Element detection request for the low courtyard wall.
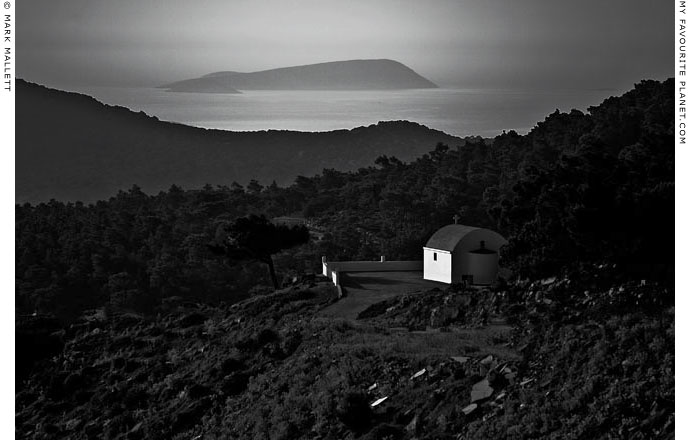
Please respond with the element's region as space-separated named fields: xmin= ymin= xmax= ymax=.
xmin=322 ymin=257 xmax=423 ymax=286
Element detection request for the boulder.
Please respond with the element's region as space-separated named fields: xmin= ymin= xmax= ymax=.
xmin=471 ymin=379 xmax=494 ymax=402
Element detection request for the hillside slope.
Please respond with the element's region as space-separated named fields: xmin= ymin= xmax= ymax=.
xmin=16 ymin=80 xmax=458 ymax=203
xmin=15 ymin=273 xmax=673 ymax=440
xmin=15 ymin=78 xmax=674 ymax=439
xmin=160 ymin=59 xmax=438 ymax=92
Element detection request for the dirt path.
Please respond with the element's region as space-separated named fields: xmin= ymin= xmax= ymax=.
xmin=319 ymin=271 xmax=441 ymax=320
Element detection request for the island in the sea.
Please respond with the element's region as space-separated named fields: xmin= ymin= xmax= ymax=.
xmin=159 ymin=59 xmax=438 ymax=93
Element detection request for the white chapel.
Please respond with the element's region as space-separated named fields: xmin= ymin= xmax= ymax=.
xmin=423 ymin=221 xmax=507 ymax=285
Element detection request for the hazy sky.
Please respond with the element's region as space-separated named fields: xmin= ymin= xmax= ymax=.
xmin=19 ymin=0 xmax=672 ymax=89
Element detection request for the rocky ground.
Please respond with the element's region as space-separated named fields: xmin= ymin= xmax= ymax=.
xmin=16 ymin=266 xmax=674 ymax=439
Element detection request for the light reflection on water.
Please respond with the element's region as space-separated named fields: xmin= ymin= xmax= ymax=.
xmin=69 ymin=86 xmax=624 ymax=138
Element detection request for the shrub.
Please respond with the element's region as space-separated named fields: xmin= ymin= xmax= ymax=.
xmin=336 ymin=391 xmax=372 ymax=433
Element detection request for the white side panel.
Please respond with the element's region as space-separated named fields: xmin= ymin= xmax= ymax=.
xmin=423 ymin=248 xmax=452 ymax=284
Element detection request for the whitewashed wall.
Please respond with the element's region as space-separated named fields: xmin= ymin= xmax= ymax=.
xmin=423 ymin=248 xmax=452 ymax=284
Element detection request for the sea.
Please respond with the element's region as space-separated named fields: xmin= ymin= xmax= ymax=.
xmin=69 ymin=86 xmax=625 ymax=138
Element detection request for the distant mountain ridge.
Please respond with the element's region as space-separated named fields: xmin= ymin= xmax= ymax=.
xmin=160 ymin=59 xmax=438 ymax=93
xmin=16 ymin=79 xmax=459 ymax=203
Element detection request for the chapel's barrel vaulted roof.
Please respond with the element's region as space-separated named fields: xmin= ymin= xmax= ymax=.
xmin=425 ymin=224 xmax=479 ymax=251
xmin=425 ymin=224 xmax=507 ymax=252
